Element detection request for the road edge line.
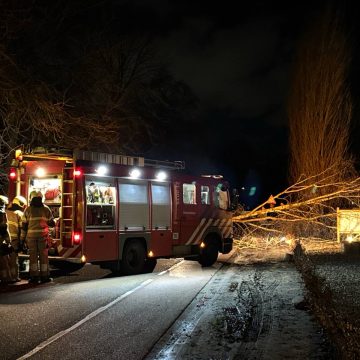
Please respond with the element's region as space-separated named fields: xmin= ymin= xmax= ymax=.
xmin=157 ymin=259 xmax=185 ymax=276
xmin=17 ymin=278 xmax=154 ymax=359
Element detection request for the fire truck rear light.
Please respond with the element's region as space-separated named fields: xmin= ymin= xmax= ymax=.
xmin=9 ymin=169 xmax=16 ymax=179
xmin=74 ymin=169 xmax=82 ymax=177
xmin=73 ymin=232 xmax=82 ymax=245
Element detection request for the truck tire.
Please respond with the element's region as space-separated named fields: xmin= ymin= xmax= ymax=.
xmin=198 ymin=241 xmax=218 ymax=267
xmin=121 ymin=240 xmax=146 ymax=275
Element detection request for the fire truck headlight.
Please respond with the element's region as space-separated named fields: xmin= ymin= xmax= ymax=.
xmin=148 ymin=250 xmax=154 ymax=257
xmin=81 ymin=255 xmax=86 ymax=263
xmin=346 ymin=235 xmax=354 ymax=243
xmin=96 ymin=166 xmax=107 ymax=176
xmin=155 ymin=171 xmax=167 ymax=181
xmin=35 ymin=167 xmax=46 ymax=177
xmin=129 ymin=168 xmax=141 ymax=179
xmin=200 ymin=242 xmax=206 ymax=248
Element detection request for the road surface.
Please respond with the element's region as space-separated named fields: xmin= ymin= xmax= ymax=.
xmin=0 ymin=259 xmax=334 ymax=359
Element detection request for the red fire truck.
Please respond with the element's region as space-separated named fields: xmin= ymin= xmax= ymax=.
xmin=8 ymin=147 xmax=233 ymax=275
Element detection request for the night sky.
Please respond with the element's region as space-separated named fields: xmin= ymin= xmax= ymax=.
xmin=126 ymin=0 xmax=360 ymax=206
xmin=4 ymin=0 xmax=360 ymax=207
xmin=115 ymin=1 xmax=304 ymax=202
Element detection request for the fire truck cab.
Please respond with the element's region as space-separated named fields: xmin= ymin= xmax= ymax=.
xmin=8 ymin=147 xmax=233 ymax=275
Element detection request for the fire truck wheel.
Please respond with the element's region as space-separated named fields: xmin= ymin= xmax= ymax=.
xmin=198 ymin=241 xmax=219 ymax=267
xmin=121 ymin=240 xmax=146 ymax=275
xmin=143 ymin=258 xmax=157 ymax=273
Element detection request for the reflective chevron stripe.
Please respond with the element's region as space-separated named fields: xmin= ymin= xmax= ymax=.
xmin=57 ymin=245 xmax=81 ymax=258
xmin=186 ymin=217 xmax=233 ymax=245
xmin=185 ymin=218 xmax=206 ymax=245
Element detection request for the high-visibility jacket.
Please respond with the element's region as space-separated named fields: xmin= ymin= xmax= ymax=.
xmin=21 ymin=204 xmax=55 ymax=241
xmin=6 ymin=209 xmax=23 ymax=243
xmin=218 ymin=190 xmax=229 ymax=210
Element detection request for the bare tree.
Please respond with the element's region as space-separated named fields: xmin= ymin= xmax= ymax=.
xmin=0 ymin=2 xmax=121 ymax=192
xmin=69 ymin=36 xmax=196 ymax=153
xmin=0 ymin=45 xmax=120 ymax=192
xmin=288 ymin=7 xmax=354 ymax=191
xmin=0 ymin=2 xmax=196 ymax=191
xmin=232 ymin=7 xmax=359 ymax=249
xmin=6 ymin=2 xmax=197 ymax=154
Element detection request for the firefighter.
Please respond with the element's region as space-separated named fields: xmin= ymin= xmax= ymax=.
xmin=20 ymin=191 xmax=55 ymax=284
xmin=6 ymin=195 xmax=27 ymax=281
xmin=218 ymin=184 xmax=229 ymax=210
xmin=0 ymin=195 xmax=13 ymax=284
xmin=87 ymin=182 xmax=102 ymax=203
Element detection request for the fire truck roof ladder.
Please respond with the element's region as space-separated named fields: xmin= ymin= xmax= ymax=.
xmin=74 ymin=150 xmax=185 ymax=170
xmin=74 ymin=150 xmax=145 ymax=166
xmin=21 ymin=147 xmax=73 ymax=161
xmin=19 ymin=147 xmax=185 ymax=170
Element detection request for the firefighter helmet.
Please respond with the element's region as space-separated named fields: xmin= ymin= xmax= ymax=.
xmin=0 ymin=195 xmax=9 ymax=206
xmin=12 ymin=195 xmax=27 ymax=208
xmin=29 ymin=190 xmax=43 ymax=201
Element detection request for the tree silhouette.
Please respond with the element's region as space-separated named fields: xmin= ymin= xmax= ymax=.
xmin=288 ymin=6 xmax=355 ymax=193
xmin=0 ymin=2 xmax=196 ymax=191
xmin=233 ymin=7 xmax=359 ymax=245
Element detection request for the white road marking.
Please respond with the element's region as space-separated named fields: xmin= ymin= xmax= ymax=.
xmin=17 ymin=260 xmax=184 ymax=360
xmin=18 ymin=260 xmax=185 ymax=359
xmin=157 ymin=260 xmax=184 ymax=276
xmin=17 ymin=279 xmax=154 ymax=359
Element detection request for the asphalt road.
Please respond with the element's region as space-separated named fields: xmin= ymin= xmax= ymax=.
xmin=0 ymin=256 xmax=334 ymax=360
xmin=0 ymin=259 xmax=220 ymax=360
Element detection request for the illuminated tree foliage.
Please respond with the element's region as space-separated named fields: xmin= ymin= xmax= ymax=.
xmin=288 ymin=7 xmax=354 ymax=192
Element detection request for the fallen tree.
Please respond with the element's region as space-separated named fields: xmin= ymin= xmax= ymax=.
xmin=232 ymin=166 xmax=360 ymax=247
